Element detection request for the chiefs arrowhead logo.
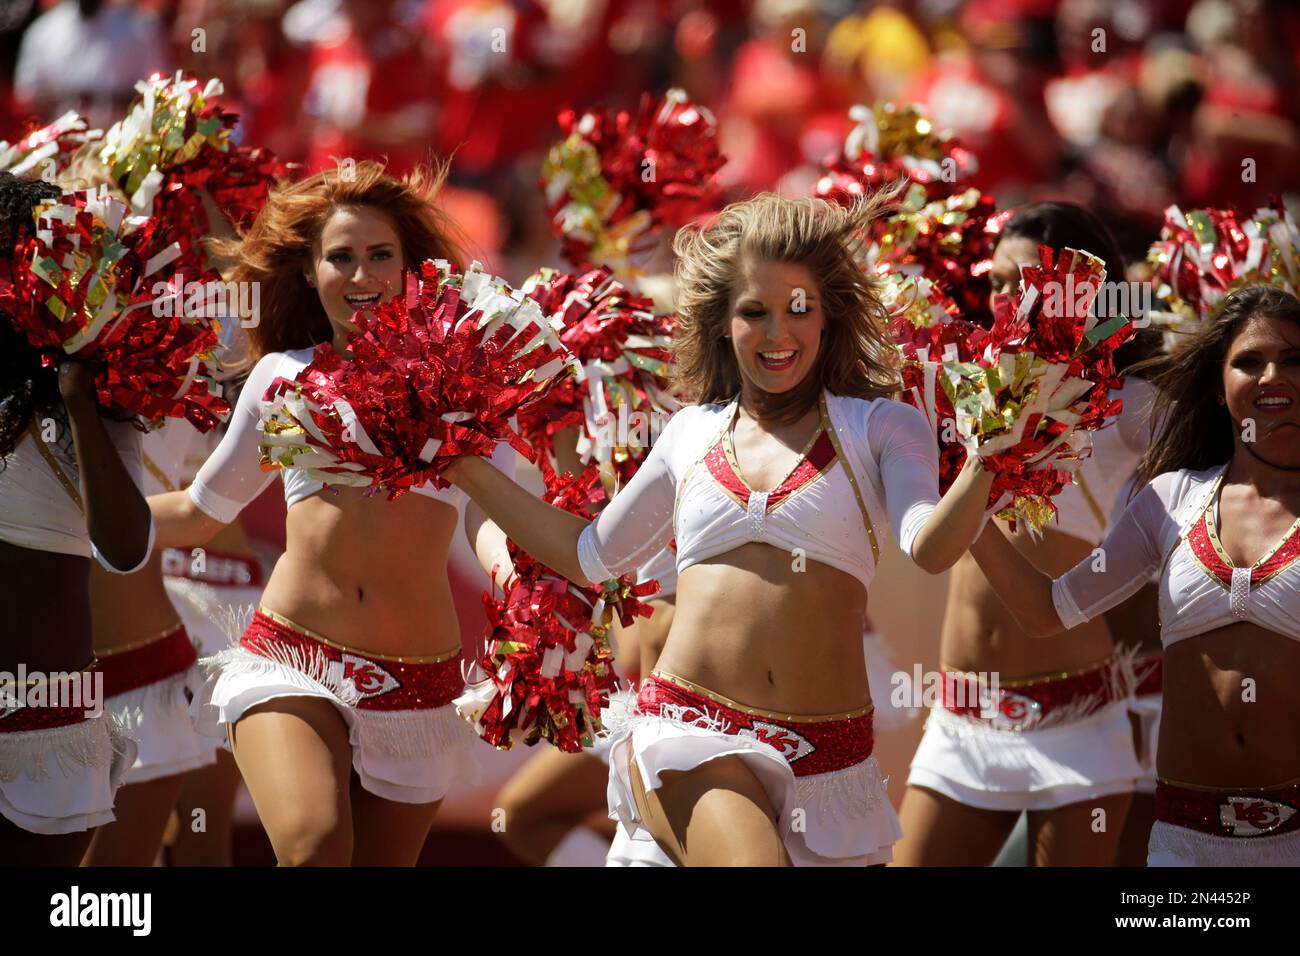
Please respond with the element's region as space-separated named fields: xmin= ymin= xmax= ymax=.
xmin=1219 ymin=796 xmax=1298 ymax=836
xmin=337 ymin=654 xmax=401 ymax=699
xmin=739 ymin=720 xmax=816 ymax=763
xmin=986 ymin=690 xmax=1043 ymax=732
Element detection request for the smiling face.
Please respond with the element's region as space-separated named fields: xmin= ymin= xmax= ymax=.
xmin=309 ymin=205 xmax=405 ymax=341
xmin=727 ymin=255 xmax=825 ymax=396
xmin=1223 ymin=313 xmax=1300 ymax=465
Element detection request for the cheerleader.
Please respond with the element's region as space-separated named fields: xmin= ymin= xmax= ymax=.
xmin=0 ymin=172 xmax=151 ymax=864
xmin=147 ymin=161 xmax=510 ymax=866
xmin=476 ymin=422 xmax=677 ymax=867
xmin=491 ymin=557 xmax=675 ymax=867
xmin=163 ymin=415 xmax=269 ymax=866
xmin=80 ymin=191 xmax=248 ymax=867
xmin=449 ymin=192 xmax=996 ymax=866
xmin=895 ymin=202 xmax=1161 ymax=867
xmin=970 ymin=284 xmax=1300 ymax=866
xmin=79 ymin=420 xmax=219 ymax=866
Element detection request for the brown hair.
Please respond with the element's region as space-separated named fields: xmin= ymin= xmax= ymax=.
xmin=1133 ymin=284 xmax=1300 ymax=487
xmin=218 ymin=160 xmax=461 ymax=357
xmin=671 ymin=190 xmax=901 ymax=422
xmin=999 ymin=200 xmax=1162 ymax=376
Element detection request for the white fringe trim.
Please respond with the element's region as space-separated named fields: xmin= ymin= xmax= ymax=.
xmin=105 ymin=670 xmax=190 ymax=737
xmin=940 ymin=645 xmax=1144 ymax=734
xmin=0 ymin=713 xmax=133 ymax=783
xmin=602 ymin=694 xmax=883 ymax=818
xmin=205 ymin=645 xmax=475 ymax=761
xmin=351 ymin=703 xmax=476 ymax=761
xmin=1149 ymin=821 xmax=1300 ymax=867
xmin=203 ymin=643 xmax=364 ymax=708
xmin=795 ymin=757 xmax=886 ymax=823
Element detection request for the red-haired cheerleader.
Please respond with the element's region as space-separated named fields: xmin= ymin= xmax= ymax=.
xmin=147 ymin=161 xmax=514 ymax=866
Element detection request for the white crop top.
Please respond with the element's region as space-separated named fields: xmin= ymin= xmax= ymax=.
xmin=186 ymin=348 xmax=517 ymax=523
xmin=1053 ymin=464 xmax=1300 ymax=646
xmin=1050 ymin=377 xmax=1158 ymax=545
xmin=577 ymin=389 xmax=941 ymax=593
xmin=0 ymin=415 xmax=154 ymax=572
xmin=635 ymin=546 xmax=678 ymax=600
xmin=139 ymin=416 xmax=209 ymax=496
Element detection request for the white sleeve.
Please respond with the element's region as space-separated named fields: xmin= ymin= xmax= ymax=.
xmin=90 ymin=421 xmax=157 ymax=574
xmin=185 ymin=354 xmax=283 ymax=524
xmin=1052 ymin=480 xmax=1169 ymax=629
xmin=575 ymin=408 xmax=690 ymax=584
xmin=867 ymin=400 xmax=941 ymax=560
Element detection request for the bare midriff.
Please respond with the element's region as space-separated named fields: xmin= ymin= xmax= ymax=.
xmin=89 ymin=552 xmax=181 ymax=653
xmin=941 ymin=526 xmax=1115 ymax=678
xmin=656 ymin=542 xmax=869 ymax=715
xmin=1158 ymin=622 xmax=1300 ymax=787
xmin=637 ymin=597 xmax=675 ymax=678
xmin=89 ymin=503 xmax=271 ymax=654
xmin=0 ymin=538 xmax=93 ymax=672
xmin=256 ymin=487 xmax=463 ymax=658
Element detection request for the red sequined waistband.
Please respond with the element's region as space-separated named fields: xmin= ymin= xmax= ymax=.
xmin=0 ymin=695 xmax=98 ymax=732
xmin=1 ymin=664 xmax=101 ymax=732
xmin=941 ymin=658 xmax=1123 ymax=731
xmin=98 ymin=625 xmax=197 ymax=700
xmin=637 ymin=674 xmax=874 ymax=778
xmin=1156 ymin=779 xmax=1300 ymax=838
xmin=162 ymin=547 xmax=264 ymax=588
xmin=241 ymin=610 xmax=464 ymax=712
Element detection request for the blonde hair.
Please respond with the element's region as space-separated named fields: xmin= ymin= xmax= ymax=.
xmin=671 ymin=190 xmax=901 ymax=418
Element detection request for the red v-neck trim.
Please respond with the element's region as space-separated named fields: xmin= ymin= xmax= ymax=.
xmin=704 ymin=430 xmax=836 ymax=511
xmin=1186 ymin=483 xmax=1300 ymax=589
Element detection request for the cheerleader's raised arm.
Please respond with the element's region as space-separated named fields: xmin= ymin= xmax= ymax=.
xmin=968 ymin=478 xmax=1167 ymax=638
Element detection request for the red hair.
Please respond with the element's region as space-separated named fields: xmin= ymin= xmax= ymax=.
xmin=219 ymin=160 xmax=461 ymax=357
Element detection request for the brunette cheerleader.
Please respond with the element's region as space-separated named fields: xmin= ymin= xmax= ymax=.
xmin=970 ymin=284 xmax=1300 ymax=866
xmin=80 ymin=189 xmax=248 ymax=867
xmin=449 ymin=192 xmax=996 ymax=866
xmin=896 ymin=202 xmax=1162 ymax=866
xmin=0 ymin=172 xmax=151 ymax=864
xmin=148 ymin=161 xmax=513 ymax=866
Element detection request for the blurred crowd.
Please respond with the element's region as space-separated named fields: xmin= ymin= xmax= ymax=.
xmin=3 ymin=0 xmax=1298 ymax=274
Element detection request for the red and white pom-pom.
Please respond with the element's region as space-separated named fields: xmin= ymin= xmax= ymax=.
xmin=891 ymin=246 xmax=1134 ymax=533
xmin=258 ymin=259 xmax=576 ymax=495
xmin=97 ymin=72 xmax=289 ymax=272
xmin=541 ymin=89 xmax=725 ymax=275
xmin=814 ymin=102 xmax=978 ymax=207
xmin=0 ymin=186 xmax=229 ymax=430
xmin=1147 ymin=199 xmax=1300 ymax=350
xmin=455 ymin=465 xmax=658 ymax=753
xmin=517 ymin=266 xmax=680 ymax=486
xmin=0 ymin=111 xmax=101 ymax=179
xmin=814 ymin=103 xmax=998 ymax=324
